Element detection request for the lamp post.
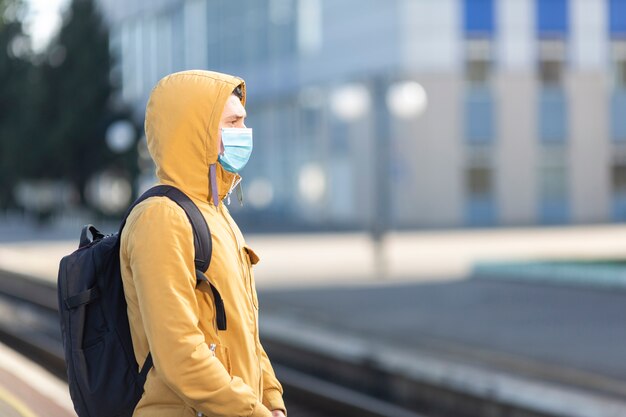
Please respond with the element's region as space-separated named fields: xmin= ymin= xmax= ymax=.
xmin=371 ymin=77 xmax=391 ymax=280
xmin=329 ymin=79 xmax=427 ymax=280
xmin=372 ymin=78 xmax=428 ymax=280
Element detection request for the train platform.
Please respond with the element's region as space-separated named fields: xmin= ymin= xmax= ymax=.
xmin=259 ymin=278 xmax=626 ymax=416
xmin=3 ymin=223 xmax=626 ymax=288
xmin=3 ymin=223 xmax=626 ymax=416
xmin=0 ymin=342 xmax=73 ymax=417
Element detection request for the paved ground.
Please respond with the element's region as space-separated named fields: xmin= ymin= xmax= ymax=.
xmin=0 ymin=342 xmax=73 ymax=417
xmin=4 ymin=220 xmax=626 ymax=287
xmin=259 ymin=279 xmax=626 ymax=391
xmin=3 ymin=220 xmax=626 ymax=415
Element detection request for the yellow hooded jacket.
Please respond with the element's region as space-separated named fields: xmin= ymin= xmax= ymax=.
xmin=120 ymin=70 xmax=286 ymax=417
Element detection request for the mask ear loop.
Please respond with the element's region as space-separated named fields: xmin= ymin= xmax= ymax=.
xmin=209 ymin=164 xmax=219 ymax=207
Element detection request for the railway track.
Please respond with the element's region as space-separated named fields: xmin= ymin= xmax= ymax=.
xmin=0 ymin=268 xmax=425 ymax=417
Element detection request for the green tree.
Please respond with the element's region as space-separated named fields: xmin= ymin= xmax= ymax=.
xmin=21 ymin=0 xmax=136 ymax=210
xmin=0 ymin=0 xmax=31 ymax=209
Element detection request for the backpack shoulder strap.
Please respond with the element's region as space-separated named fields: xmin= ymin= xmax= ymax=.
xmin=120 ymin=185 xmax=212 ymax=272
xmin=120 ymin=185 xmax=226 ymax=331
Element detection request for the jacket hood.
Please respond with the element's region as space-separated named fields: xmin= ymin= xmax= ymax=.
xmin=145 ymin=70 xmax=246 ymax=205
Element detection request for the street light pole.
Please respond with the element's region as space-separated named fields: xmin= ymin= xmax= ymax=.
xmin=371 ymin=76 xmax=391 ymax=280
xmin=370 ymin=77 xmax=428 ymax=280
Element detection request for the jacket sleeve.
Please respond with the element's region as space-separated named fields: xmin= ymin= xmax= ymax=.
xmin=258 ymin=340 xmax=287 ymax=416
xmin=124 ymin=199 xmax=272 ymax=417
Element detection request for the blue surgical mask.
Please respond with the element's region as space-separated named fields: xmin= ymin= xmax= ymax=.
xmin=218 ymin=128 xmax=253 ymax=173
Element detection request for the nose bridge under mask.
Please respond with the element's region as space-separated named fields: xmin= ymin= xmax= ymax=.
xmin=218 ymin=127 xmax=253 ymax=173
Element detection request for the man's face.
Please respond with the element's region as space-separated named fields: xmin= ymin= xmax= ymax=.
xmin=218 ymin=94 xmax=247 ymax=155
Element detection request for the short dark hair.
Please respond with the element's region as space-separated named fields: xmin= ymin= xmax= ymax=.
xmin=232 ymin=85 xmax=243 ymax=100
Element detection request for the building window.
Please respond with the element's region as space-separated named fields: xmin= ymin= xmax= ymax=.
xmin=465 ymin=89 xmax=495 ymax=144
xmin=206 ymin=1 xmax=227 ymax=69
xmin=300 ymin=106 xmax=322 ymax=138
xmin=464 ymin=38 xmax=494 ymax=145
xmin=156 ymin=13 xmax=173 ymax=81
xmin=465 ymin=39 xmax=492 ymax=85
xmin=269 ymin=0 xmax=297 ymax=59
xmin=612 ymin=42 xmax=626 ymax=142
xmin=464 ymin=0 xmax=495 ymax=36
xmin=610 ymin=0 xmax=626 ymax=36
xmin=297 ymin=0 xmax=322 ymax=55
xmin=244 ymin=5 xmax=269 ymax=66
xmin=537 ymin=0 xmax=568 ymax=37
xmin=537 ymin=34 xmax=567 ymax=145
xmin=170 ymin=6 xmax=185 ymax=73
xmin=612 ymin=163 xmax=626 ymax=192
xmin=467 ymin=59 xmax=491 ymax=84
xmin=467 ymin=166 xmax=492 ymax=196
xmin=616 ymin=58 xmax=626 ymax=88
xmin=539 ymin=163 xmax=569 ymax=224
xmin=538 ymin=40 xmax=566 ymax=86
xmin=183 ymin=0 xmax=208 ymax=70
xmin=329 ymin=119 xmax=350 ymax=156
xmin=612 ymin=160 xmax=626 ymax=221
xmin=539 ymin=88 xmax=567 ymax=143
xmin=612 ymin=92 xmax=626 ymax=142
xmin=465 ymin=165 xmax=496 ymax=226
xmin=220 ymin=23 xmax=244 ymax=68
xmin=540 ymin=57 xmax=564 ymax=85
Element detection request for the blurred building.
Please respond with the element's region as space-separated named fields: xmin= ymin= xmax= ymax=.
xmin=96 ymin=0 xmax=626 ymax=230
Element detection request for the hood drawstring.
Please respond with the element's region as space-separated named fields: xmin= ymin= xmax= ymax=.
xmin=226 ymin=176 xmax=243 ymax=207
xmin=211 ymin=164 xmax=244 ymax=208
xmin=236 ymin=182 xmax=244 ymax=206
xmin=209 ymin=164 xmax=219 ymax=207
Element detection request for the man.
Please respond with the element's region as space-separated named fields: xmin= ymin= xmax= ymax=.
xmin=120 ymin=70 xmax=287 ymax=417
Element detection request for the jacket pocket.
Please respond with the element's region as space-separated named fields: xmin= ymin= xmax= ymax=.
xmin=243 ymin=246 xmax=260 ymax=310
xmin=211 ymin=343 xmax=232 ymax=375
xmin=244 ymin=245 xmax=260 ymax=265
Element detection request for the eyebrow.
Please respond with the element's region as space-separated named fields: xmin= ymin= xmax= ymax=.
xmin=225 ymin=111 xmax=247 ymax=120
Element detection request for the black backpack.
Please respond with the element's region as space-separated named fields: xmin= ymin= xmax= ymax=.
xmin=57 ymin=185 xmax=227 ymax=417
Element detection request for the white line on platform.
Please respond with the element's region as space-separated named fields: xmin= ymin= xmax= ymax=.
xmin=0 ymin=343 xmax=74 ymax=414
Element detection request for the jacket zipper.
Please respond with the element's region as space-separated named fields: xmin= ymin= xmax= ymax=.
xmin=218 ymin=204 xmax=255 ymax=307
xmin=217 ymin=203 xmax=263 ymax=396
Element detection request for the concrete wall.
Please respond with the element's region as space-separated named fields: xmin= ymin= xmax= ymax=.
xmin=392 ymin=75 xmax=464 ymax=228
xmin=568 ymin=72 xmax=611 ymax=223
xmin=494 ymin=73 xmax=538 ymax=225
